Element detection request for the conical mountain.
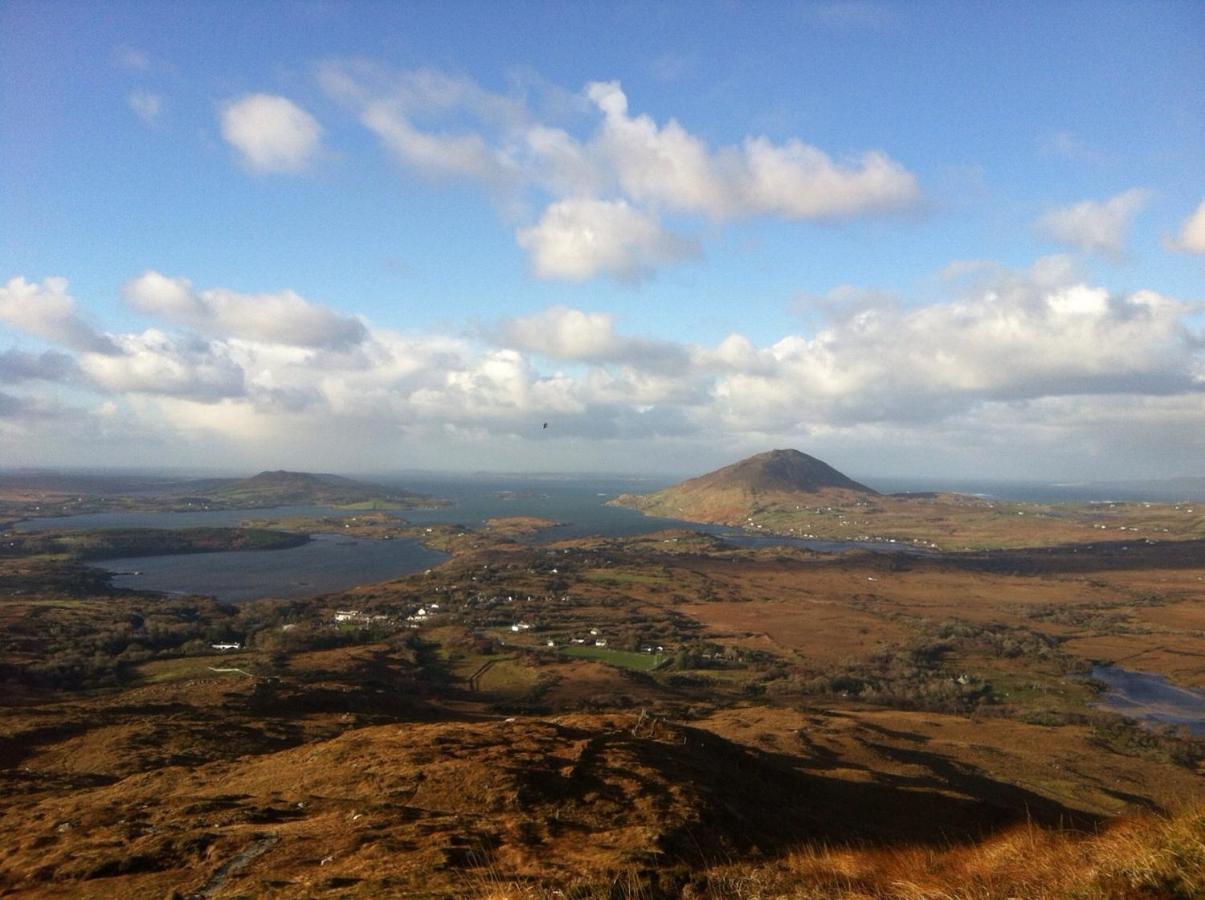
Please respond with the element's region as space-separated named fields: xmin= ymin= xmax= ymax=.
xmin=679 ymin=449 xmax=876 ymax=495
xmin=611 ymin=449 xmax=875 ymax=524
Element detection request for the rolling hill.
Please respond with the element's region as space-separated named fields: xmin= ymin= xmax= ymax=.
xmin=164 ymin=470 xmax=449 ymax=511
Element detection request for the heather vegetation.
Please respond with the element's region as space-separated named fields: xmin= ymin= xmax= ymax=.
xmin=1 ymin=472 xmax=1201 ymax=897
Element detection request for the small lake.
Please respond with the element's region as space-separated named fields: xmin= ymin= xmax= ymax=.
xmin=1091 ymin=665 xmax=1205 ymax=736
xmin=101 ymin=532 xmax=448 ymax=604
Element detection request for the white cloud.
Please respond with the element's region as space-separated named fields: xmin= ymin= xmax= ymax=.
xmin=502 ymin=306 xmax=620 ymax=359
xmin=320 ymin=64 xmax=921 ymax=281
xmin=0 ymin=349 xmax=77 ymax=384
xmin=8 ymin=262 xmax=1201 ymax=478
xmin=123 ymin=271 xmax=367 ymax=349
xmin=587 ymin=81 xmax=919 ymax=220
xmin=1167 ymin=199 xmax=1205 ymax=255
xmin=1036 ymin=189 xmax=1149 ymax=257
xmin=128 ymin=90 xmax=162 ymax=125
xmin=360 ymin=101 xmax=508 ymax=184
xmin=0 ymin=276 xmax=117 ymax=353
xmin=79 ymin=330 xmax=246 ymax=402
xmin=516 ymin=199 xmax=698 ymax=282
xmin=219 ymin=94 xmax=323 ymax=173
xmin=711 ymin=261 xmax=1201 ymax=430
xmin=500 ymin=305 xmax=693 ymax=374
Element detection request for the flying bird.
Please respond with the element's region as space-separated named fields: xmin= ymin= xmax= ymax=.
xmin=542 ymin=422 xmax=548 ymax=429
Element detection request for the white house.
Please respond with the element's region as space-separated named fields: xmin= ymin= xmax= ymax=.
xmin=211 ymin=642 xmax=241 ymax=651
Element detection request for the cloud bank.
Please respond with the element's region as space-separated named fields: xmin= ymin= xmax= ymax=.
xmin=1 ymin=261 xmax=1200 ymax=477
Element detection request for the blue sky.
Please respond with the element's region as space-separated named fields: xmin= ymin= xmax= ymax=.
xmin=1 ymin=1 xmax=1202 ymax=479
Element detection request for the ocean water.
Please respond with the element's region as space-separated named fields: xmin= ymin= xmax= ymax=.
xmin=17 ymin=476 xmax=919 ymax=602
xmin=15 ymin=474 xmax=1194 ymax=604
xmin=102 ymin=532 xmax=448 ymax=603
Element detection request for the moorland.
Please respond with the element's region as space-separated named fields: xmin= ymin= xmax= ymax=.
xmin=0 ymin=459 xmax=1202 ymax=898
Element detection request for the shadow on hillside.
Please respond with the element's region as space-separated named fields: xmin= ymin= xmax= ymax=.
xmin=736 ymin=537 xmax=1205 ymax=576
xmin=942 ymin=538 xmax=1205 ymax=576
xmin=718 ymin=739 xmax=1111 ymax=856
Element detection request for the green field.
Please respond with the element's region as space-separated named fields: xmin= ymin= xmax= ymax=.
xmin=581 ymin=569 xmax=670 ymax=586
xmin=559 ymin=644 xmax=668 ymax=671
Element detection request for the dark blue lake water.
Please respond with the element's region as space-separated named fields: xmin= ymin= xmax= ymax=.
xmin=1091 ymin=665 xmax=1205 ymax=737
xmin=100 ymin=532 xmax=449 ymax=604
xmin=15 ymin=476 xmax=919 ymax=602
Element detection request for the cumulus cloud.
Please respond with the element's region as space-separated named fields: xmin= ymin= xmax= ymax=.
xmin=123 ymin=271 xmax=367 ymax=349
xmin=128 ymin=90 xmax=162 ymax=125
xmin=711 ymin=261 xmax=1201 ymax=431
xmin=79 ymin=330 xmax=246 ymax=402
xmin=500 ymin=305 xmax=693 ymax=373
xmin=1036 ymin=189 xmax=1149 ymax=257
xmin=1167 ymin=199 xmax=1205 ymax=255
xmin=0 ymin=349 xmax=78 ymax=384
xmin=516 ymin=199 xmax=698 ymax=282
xmin=0 ymin=276 xmax=117 ymax=353
xmin=361 ymin=102 xmax=508 ymax=184
xmin=320 ymin=64 xmax=920 ymax=281
xmin=219 ymin=94 xmax=323 ymax=173
xmin=501 ymin=306 xmax=619 ymax=358
xmin=586 ymin=81 xmax=919 ymax=220
xmin=7 ymin=262 xmax=1201 ymax=478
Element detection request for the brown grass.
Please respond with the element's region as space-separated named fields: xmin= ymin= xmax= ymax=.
xmin=469 ymin=802 xmax=1205 ymax=899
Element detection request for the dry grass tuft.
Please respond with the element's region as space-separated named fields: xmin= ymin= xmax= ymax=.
xmin=462 ymin=802 xmax=1204 ymax=899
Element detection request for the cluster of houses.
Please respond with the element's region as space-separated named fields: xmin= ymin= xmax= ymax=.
xmin=568 ymin=627 xmax=607 ymax=648
xmin=568 ymin=636 xmax=607 ymax=647
xmin=504 ymin=621 xmax=668 ymax=656
xmin=332 ymin=609 xmax=393 ymax=625
xmin=320 ymin=582 xmax=676 ymax=660
xmin=405 ymin=603 xmax=440 ymax=626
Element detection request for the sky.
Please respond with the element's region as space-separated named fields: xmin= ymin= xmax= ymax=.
xmin=1 ymin=0 xmax=1203 ymax=481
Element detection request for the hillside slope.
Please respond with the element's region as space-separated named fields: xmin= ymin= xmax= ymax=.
xmin=612 ymin=449 xmax=876 ymax=523
xmin=610 ymin=450 xmax=1205 ymax=549
xmin=165 ymin=470 xmax=449 ymax=510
